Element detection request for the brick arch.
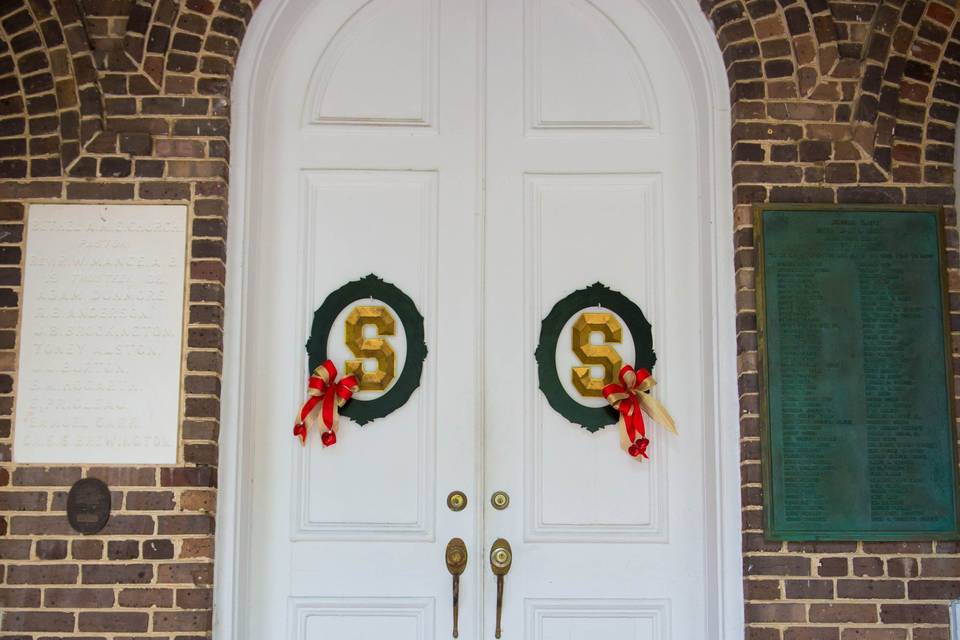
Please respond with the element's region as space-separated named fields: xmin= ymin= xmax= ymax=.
xmin=849 ymin=1 xmax=937 ymax=175
xmin=780 ymin=0 xmax=843 ymax=93
xmin=0 ymin=0 xmax=101 ymax=176
xmin=121 ymin=0 xmax=178 ymax=88
xmin=7 ymin=0 xmax=960 ymax=196
xmin=888 ymin=6 xmax=955 ymax=185
xmin=827 ymin=0 xmax=880 ymax=58
xmin=924 ymin=33 xmax=960 ymax=189
xmin=0 ymin=32 xmax=29 ymax=179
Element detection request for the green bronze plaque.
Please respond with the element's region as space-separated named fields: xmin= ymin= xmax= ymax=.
xmin=756 ymin=205 xmax=959 ymax=540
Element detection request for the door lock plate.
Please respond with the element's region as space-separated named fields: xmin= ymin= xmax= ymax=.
xmin=447 ymin=491 xmax=468 ymax=512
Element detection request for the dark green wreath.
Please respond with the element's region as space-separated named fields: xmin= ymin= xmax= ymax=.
xmin=535 ymin=282 xmax=656 ymax=432
xmin=306 ymin=274 xmax=427 ymax=425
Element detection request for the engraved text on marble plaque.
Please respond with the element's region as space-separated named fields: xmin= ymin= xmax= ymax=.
xmin=13 ymin=204 xmax=188 ymax=464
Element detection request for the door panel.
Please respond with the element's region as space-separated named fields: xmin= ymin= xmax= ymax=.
xmin=302 ymin=0 xmax=438 ymax=128
xmin=524 ymin=0 xmax=658 ymax=132
xmin=485 ymin=1 xmax=707 ymax=638
xmin=247 ymin=1 xmax=481 ymax=637
xmin=291 ymin=598 xmax=435 ymax=640
xmin=525 ymin=599 xmax=668 ymax=640
xmin=523 ymin=173 xmax=667 ymax=542
xmin=296 ymin=170 xmax=438 ymax=541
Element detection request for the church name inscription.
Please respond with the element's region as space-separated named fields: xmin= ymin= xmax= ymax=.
xmin=13 ymin=205 xmax=188 ymax=464
xmin=757 ymin=207 xmax=959 ymax=540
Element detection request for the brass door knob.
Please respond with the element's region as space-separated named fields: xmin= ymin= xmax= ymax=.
xmin=445 ymin=538 xmax=468 ymax=638
xmin=491 ymin=545 xmax=511 ymax=570
xmin=489 ymin=538 xmax=512 ymax=638
xmin=491 ymin=491 xmax=510 ymax=510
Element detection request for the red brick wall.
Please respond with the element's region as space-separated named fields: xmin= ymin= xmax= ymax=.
xmin=0 ymin=0 xmax=958 ymax=638
xmin=0 ymin=0 xmax=246 ymax=635
xmin=706 ymin=1 xmax=960 ymax=638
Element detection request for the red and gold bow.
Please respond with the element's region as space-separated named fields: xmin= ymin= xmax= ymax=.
xmin=293 ymin=360 xmax=359 ymax=447
xmin=602 ymin=365 xmax=677 ymax=460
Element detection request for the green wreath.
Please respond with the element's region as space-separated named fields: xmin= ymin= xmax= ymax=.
xmin=306 ymin=274 xmax=427 ymax=425
xmin=535 ymin=282 xmax=656 ymax=432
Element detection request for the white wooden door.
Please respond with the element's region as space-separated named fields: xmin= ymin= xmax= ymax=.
xmin=483 ymin=1 xmax=708 ymax=638
xmin=244 ymin=1 xmax=711 ymax=639
xmin=245 ymin=1 xmax=482 ymax=638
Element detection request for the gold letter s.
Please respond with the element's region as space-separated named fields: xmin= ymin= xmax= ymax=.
xmin=571 ymin=312 xmax=623 ymax=397
xmin=344 ymin=305 xmax=396 ymax=391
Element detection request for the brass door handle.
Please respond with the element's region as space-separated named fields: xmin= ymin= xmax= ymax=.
xmin=489 ymin=538 xmax=512 ymax=638
xmin=445 ymin=538 xmax=468 ymax=638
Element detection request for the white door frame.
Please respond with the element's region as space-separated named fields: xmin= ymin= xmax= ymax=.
xmin=214 ymin=1 xmax=743 ymax=638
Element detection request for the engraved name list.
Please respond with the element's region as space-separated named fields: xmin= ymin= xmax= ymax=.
xmin=13 ymin=204 xmax=188 ymax=464
xmin=758 ymin=207 xmax=959 ymax=539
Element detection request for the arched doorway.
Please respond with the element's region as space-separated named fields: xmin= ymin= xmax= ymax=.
xmin=217 ymin=1 xmax=742 ymax=637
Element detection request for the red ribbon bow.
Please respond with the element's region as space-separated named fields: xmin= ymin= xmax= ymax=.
xmin=603 ymin=365 xmax=653 ymax=459
xmin=293 ymin=360 xmax=359 ymax=446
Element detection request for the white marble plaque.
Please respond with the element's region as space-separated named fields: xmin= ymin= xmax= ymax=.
xmin=13 ymin=204 xmax=188 ymax=464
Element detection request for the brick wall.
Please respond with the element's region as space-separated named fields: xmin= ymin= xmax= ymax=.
xmin=706 ymin=1 xmax=960 ymax=638
xmin=0 ymin=0 xmax=958 ymax=638
xmin=0 ymin=0 xmax=248 ymax=636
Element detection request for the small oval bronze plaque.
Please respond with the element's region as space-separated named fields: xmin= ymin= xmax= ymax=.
xmin=67 ymin=478 xmax=111 ymax=535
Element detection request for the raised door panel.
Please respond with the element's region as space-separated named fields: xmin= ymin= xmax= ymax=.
xmin=294 ymin=170 xmax=437 ymax=541
xmin=526 ymin=599 xmax=669 ymax=640
xmin=523 ymin=174 xmax=668 ymax=543
xmin=525 ymin=0 xmax=657 ymax=132
xmin=303 ymin=0 xmax=439 ymax=129
xmin=290 ymin=598 xmax=435 ymax=640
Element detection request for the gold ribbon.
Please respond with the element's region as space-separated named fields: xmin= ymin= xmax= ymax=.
xmin=603 ymin=365 xmax=677 ymax=458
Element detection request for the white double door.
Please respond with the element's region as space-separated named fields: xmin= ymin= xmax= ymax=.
xmin=245 ymin=1 xmax=709 ymax=638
